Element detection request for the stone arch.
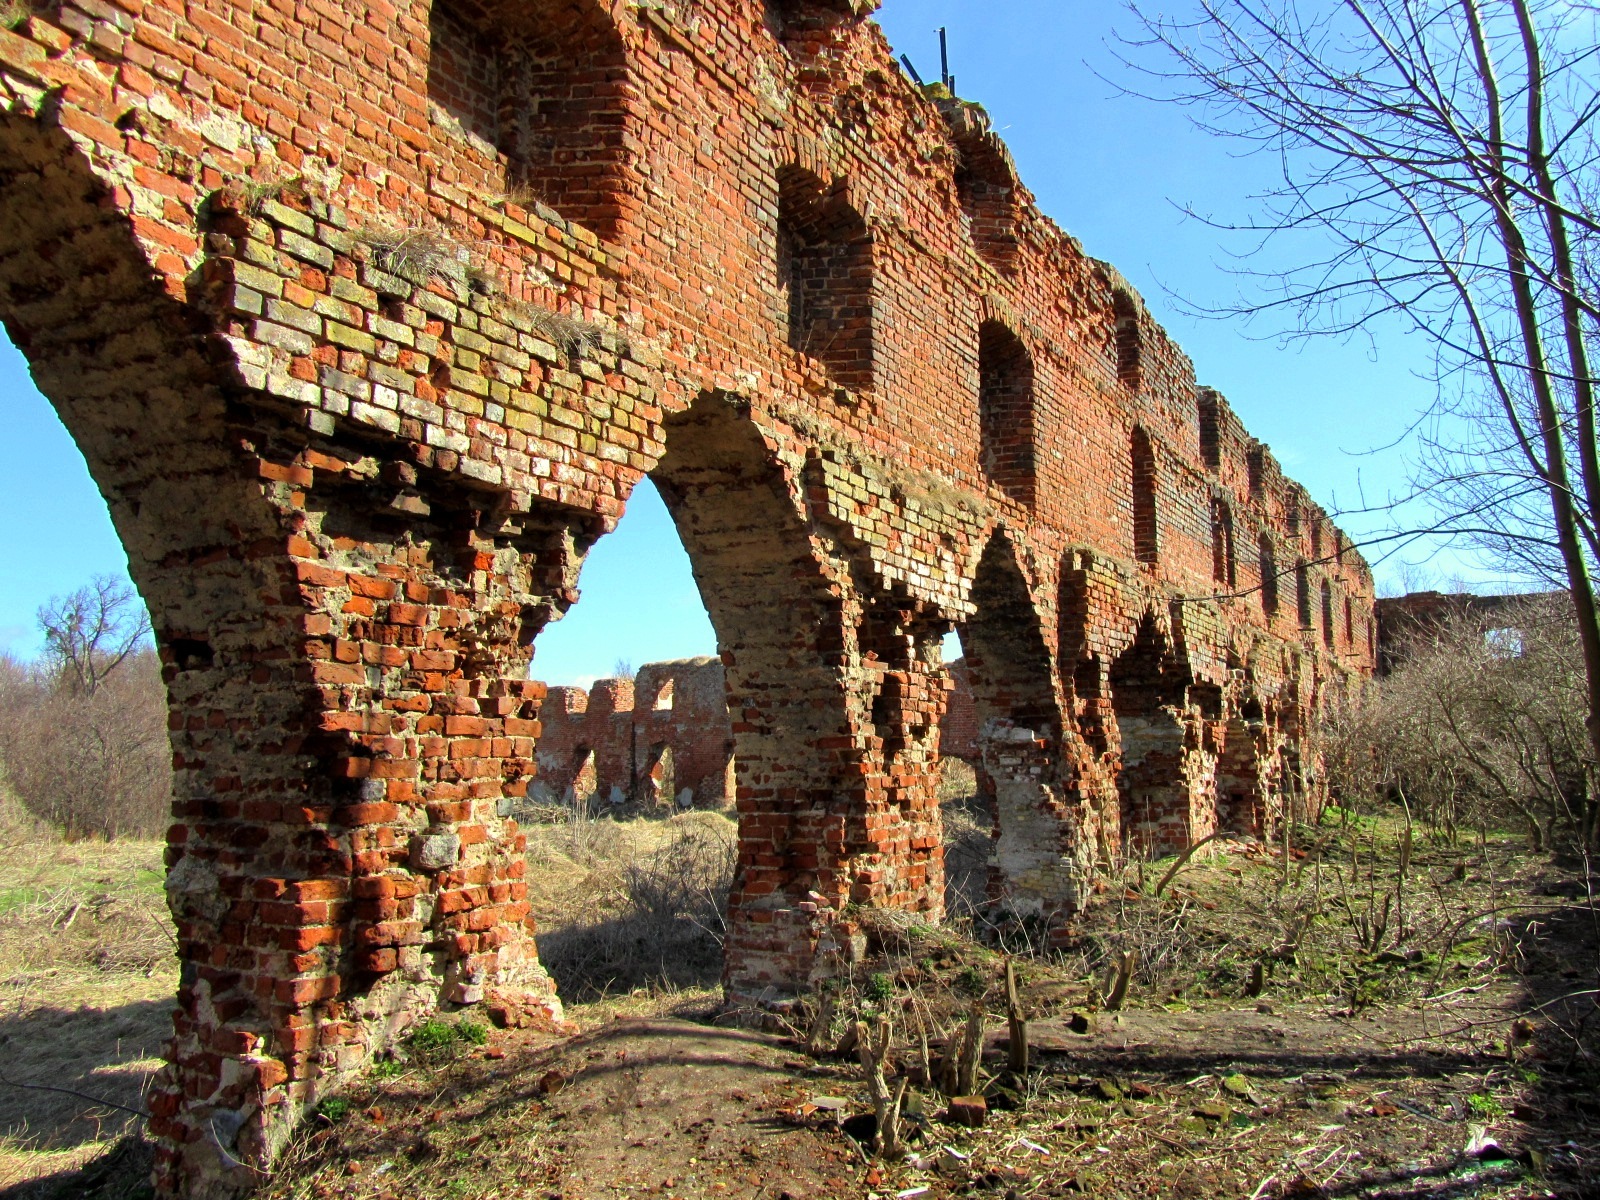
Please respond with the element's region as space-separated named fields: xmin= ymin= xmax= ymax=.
xmin=1109 ymin=609 xmax=1193 ymax=856
xmin=426 ymin=0 xmax=635 ymax=238
xmin=977 ymin=319 xmax=1036 ymax=507
xmin=958 ymin=531 xmax=1086 ymax=921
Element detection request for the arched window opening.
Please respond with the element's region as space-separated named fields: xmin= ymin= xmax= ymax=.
xmin=1247 ymin=446 xmax=1265 ymax=500
xmin=1344 ymin=595 xmax=1354 ymax=646
xmin=1198 ymin=388 xmax=1221 ymax=471
xmin=1211 ymin=497 xmax=1236 ymax=588
xmin=1131 ymin=426 xmax=1158 ymax=566
xmin=1320 ymin=580 xmax=1335 ymax=648
xmin=1113 ymin=287 xmax=1142 ymax=390
xmin=1259 ymin=534 xmax=1279 ymax=616
xmin=427 ymin=0 xmax=631 ymax=238
xmin=775 ymin=166 xmax=874 ymax=392
xmin=1296 ymin=560 xmax=1313 ymax=629
xmin=977 ymin=320 xmax=1036 ymax=506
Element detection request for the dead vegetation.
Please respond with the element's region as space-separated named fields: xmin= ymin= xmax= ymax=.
xmin=0 ymin=790 xmax=171 ymax=1197
xmin=522 ymin=806 xmax=736 ymax=1006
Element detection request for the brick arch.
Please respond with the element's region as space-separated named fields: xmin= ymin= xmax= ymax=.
xmin=1109 ymin=608 xmax=1195 ymax=856
xmin=0 ymin=116 xmax=349 ymax=1192
xmin=959 ymin=530 xmax=1088 ymax=923
xmin=977 ymin=319 xmax=1037 ymax=507
xmin=652 ymin=392 xmax=941 ymax=998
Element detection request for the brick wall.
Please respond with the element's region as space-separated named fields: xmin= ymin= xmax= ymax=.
xmin=0 ymin=1 xmax=1374 ymax=1193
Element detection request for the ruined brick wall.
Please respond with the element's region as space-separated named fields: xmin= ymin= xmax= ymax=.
xmin=1374 ymin=591 xmax=1562 ymax=674
xmin=0 ymin=1 xmax=1374 ymax=1193
xmin=532 ymin=658 xmax=735 ymax=808
xmin=940 ymin=659 xmax=980 ymax=762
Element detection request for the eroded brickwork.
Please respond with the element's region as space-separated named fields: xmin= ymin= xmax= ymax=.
xmin=533 ymin=658 xmax=735 ymax=808
xmin=0 ymin=1 xmax=1373 ymax=1193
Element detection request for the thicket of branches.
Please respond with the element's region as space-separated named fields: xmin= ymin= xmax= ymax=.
xmin=1323 ymin=592 xmax=1596 ymax=851
xmin=1121 ymin=0 xmax=1600 ymax=796
xmin=0 ymin=577 xmax=171 ymax=840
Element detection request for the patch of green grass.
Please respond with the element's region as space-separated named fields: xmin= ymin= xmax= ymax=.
xmin=1468 ymin=1092 xmax=1506 ymax=1119
xmin=315 ymin=1096 xmax=353 ymax=1125
xmin=0 ymin=885 xmax=46 ymax=915
xmin=864 ymin=972 xmax=894 ymax=1003
xmin=370 ymin=1058 xmax=405 ymax=1080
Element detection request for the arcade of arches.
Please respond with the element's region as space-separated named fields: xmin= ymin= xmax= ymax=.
xmin=0 ymin=0 xmax=1373 ymax=1193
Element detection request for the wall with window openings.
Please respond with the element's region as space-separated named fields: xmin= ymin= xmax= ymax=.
xmin=0 ymin=0 xmax=1376 ymax=1192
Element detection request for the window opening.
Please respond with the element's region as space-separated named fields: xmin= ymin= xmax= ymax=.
xmin=977 ymin=320 xmax=1035 ymax=506
xmin=427 ymin=0 xmax=631 ymax=237
xmin=1132 ymin=426 xmax=1158 ymax=566
xmin=775 ymin=166 xmax=874 ymax=392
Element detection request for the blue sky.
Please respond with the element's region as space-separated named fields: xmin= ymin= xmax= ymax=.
xmin=0 ymin=1 xmax=1476 ymax=682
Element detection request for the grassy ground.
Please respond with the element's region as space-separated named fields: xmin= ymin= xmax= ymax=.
xmin=0 ymin=791 xmax=172 ymax=1195
xmin=8 ymin=768 xmax=1600 ymax=1198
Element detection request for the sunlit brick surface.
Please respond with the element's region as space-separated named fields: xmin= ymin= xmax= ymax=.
xmin=0 ymin=1 xmax=1372 ymax=1192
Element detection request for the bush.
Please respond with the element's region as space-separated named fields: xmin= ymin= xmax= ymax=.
xmin=0 ymin=648 xmax=172 ymax=840
xmin=1322 ymin=592 xmax=1593 ymax=851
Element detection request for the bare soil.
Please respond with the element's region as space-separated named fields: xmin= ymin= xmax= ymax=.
xmin=6 ymin=788 xmax=1600 ymax=1200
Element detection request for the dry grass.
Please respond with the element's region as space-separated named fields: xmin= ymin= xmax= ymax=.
xmin=353 ymin=225 xmax=462 ymax=285
xmin=0 ymin=790 xmax=172 ymax=1194
xmin=523 ymin=806 xmax=737 ymax=1005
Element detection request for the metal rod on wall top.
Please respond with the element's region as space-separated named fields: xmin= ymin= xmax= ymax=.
xmin=938 ymin=26 xmax=950 ymax=88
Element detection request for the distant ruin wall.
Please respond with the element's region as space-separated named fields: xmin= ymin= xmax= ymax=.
xmin=1374 ymin=590 xmax=1566 ymax=674
xmin=533 ymin=658 xmax=735 ymax=808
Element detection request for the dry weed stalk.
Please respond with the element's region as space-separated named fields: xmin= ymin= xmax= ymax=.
xmin=853 ymin=1015 xmax=908 ymax=1158
xmin=355 ymin=225 xmax=461 ymax=285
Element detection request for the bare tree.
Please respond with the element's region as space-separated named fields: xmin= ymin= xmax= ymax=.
xmin=38 ymin=575 xmax=151 ymax=696
xmin=1119 ymin=0 xmax=1600 ymax=832
xmin=1321 ymin=593 xmax=1594 ymax=849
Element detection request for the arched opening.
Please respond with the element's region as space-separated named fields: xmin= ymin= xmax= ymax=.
xmin=426 ymin=0 xmax=633 ymax=238
xmin=653 ymin=394 xmax=938 ymax=999
xmin=1113 ymin=286 xmax=1142 ymax=390
xmin=1216 ymin=713 xmax=1266 ymax=839
xmin=1259 ymin=534 xmax=1279 ymax=616
xmin=977 ymin=320 xmax=1036 ymax=507
xmin=1321 ymin=580 xmax=1336 ymax=648
xmin=569 ymin=746 xmax=598 ymax=807
xmin=645 ymin=743 xmax=676 ymax=806
xmin=954 ymin=149 xmax=1020 ymax=272
xmin=1198 ymin=388 xmax=1222 ymax=471
xmin=1212 ymin=497 xmax=1236 ymax=588
xmin=1131 ymin=426 xmax=1159 ymax=566
xmin=775 ymin=166 xmax=874 ymax=392
xmin=958 ymin=532 xmax=1083 ymax=924
xmin=1110 ymin=612 xmax=1192 ymax=857
xmin=1296 ymin=559 xmax=1313 ymax=630
xmin=1344 ymin=595 xmax=1355 ymax=646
